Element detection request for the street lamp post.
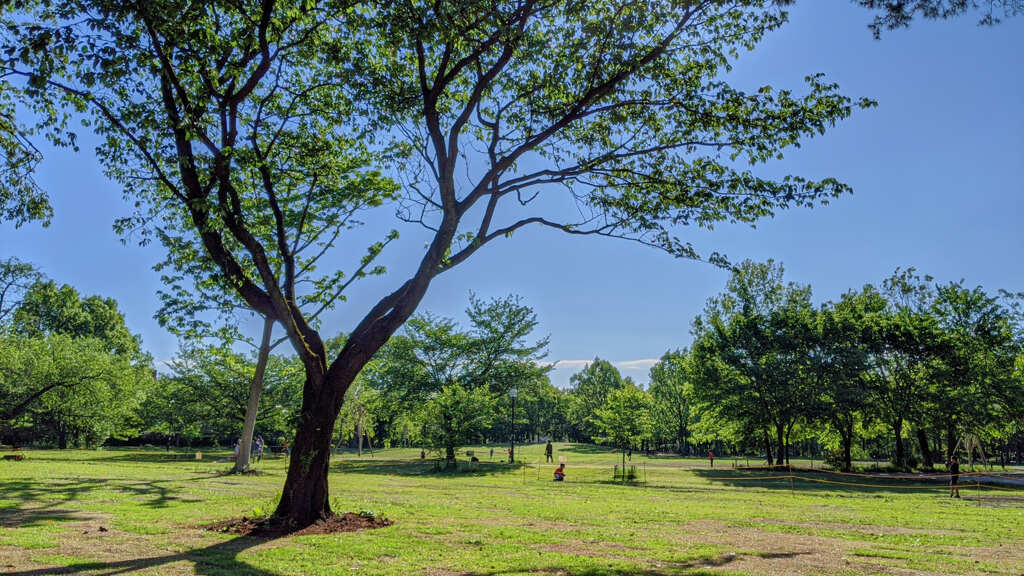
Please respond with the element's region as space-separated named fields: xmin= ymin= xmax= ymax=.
xmin=508 ymin=388 xmax=518 ymax=463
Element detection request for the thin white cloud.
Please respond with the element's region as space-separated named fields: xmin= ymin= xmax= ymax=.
xmin=546 ymin=359 xmax=592 ymax=369
xmin=546 ymin=358 xmax=660 ymax=371
xmin=614 ymin=358 xmax=659 ymax=371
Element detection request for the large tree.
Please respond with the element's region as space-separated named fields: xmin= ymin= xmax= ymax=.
xmin=691 ymin=260 xmax=816 ymax=465
xmin=812 ymin=287 xmax=886 ymax=471
xmin=3 ymin=1 xmax=872 ymax=527
xmin=648 ymin=350 xmax=691 ymax=454
xmin=566 ymin=358 xmax=627 ymax=443
xmin=594 ymin=383 xmax=653 ymax=471
xmin=0 ymin=257 xmax=43 ymax=327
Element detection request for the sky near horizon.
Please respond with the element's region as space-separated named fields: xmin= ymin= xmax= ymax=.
xmin=1 ymin=3 xmax=1021 ymax=389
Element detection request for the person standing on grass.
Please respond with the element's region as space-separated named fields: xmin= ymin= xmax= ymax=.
xmin=545 ymin=441 xmax=553 ymax=463
xmin=490 ymin=447 xmax=494 ymax=460
xmin=949 ymin=456 xmax=961 ymax=498
xmin=254 ymin=434 xmax=265 ymax=463
xmin=708 ymin=450 xmax=714 ymax=468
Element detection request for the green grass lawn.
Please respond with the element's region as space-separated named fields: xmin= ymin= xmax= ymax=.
xmin=1 ymin=443 xmax=1022 ymax=575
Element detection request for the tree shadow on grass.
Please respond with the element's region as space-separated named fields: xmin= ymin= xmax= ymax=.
xmin=691 ymin=469 xmax=947 ymax=495
xmin=335 ymin=458 xmax=525 ymax=477
xmin=52 ymin=450 xmax=233 ymax=464
xmin=555 ymin=444 xmax=621 ymax=456
xmin=2 ymin=533 xmax=281 ymax=576
xmin=473 ymin=550 xmax=755 ymax=575
xmin=0 ymin=475 xmax=208 ymax=529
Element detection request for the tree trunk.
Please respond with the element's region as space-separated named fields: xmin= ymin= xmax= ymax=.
xmin=775 ymin=424 xmax=785 ymax=466
xmin=357 ymin=418 xmax=364 ymax=457
xmin=841 ymin=426 xmax=853 ymax=472
xmin=784 ymin=424 xmax=792 ymax=467
xmin=235 ymin=317 xmax=275 ymax=473
xmin=272 ymin=382 xmax=340 ymax=528
xmin=945 ymin=423 xmax=956 ymax=462
xmin=893 ymin=418 xmax=905 ymax=470
xmin=272 ymin=269 xmax=441 ymax=528
xmin=445 ymin=445 xmax=455 ymax=464
xmin=916 ymin=427 xmax=934 ymax=469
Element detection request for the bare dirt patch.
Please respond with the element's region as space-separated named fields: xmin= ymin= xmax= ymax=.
xmin=677 ymin=519 xmax=930 ymax=576
xmin=204 ymin=511 xmax=392 ymax=537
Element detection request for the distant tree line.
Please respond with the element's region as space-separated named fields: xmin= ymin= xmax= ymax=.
xmin=3 ymin=256 xmax=1022 ymax=472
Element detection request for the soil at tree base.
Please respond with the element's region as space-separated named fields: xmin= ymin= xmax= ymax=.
xmin=204 ymin=512 xmax=392 ymax=537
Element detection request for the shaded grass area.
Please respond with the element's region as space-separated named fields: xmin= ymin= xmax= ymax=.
xmin=0 ymin=444 xmax=1021 ymax=575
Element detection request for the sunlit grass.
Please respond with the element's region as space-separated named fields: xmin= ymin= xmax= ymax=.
xmin=0 ymin=444 xmax=1021 ymax=575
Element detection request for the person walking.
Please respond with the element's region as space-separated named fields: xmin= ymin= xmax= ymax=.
xmin=545 ymin=441 xmax=553 ymax=463
xmin=708 ymin=450 xmax=714 ymax=468
xmin=949 ymin=456 xmax=961 ymax=498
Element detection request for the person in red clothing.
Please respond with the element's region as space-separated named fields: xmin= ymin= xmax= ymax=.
xmin=553 ymin=463 xmax=566 ymax=481
xmin=708 ymin=450 xmax=714 ymax=468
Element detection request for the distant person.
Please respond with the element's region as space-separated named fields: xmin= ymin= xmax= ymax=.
xmin=708 ymin=450 xmax=714 ymax=468
xmin=545 ymin=441 xmax=553 ymax=463
xmin=553 ymin=463 xmax=566 ymax=482
xmin=420 ymin=449 xmax=426 ymax=459
xmin=254 ymin=435 xmax=265 ymax=463
xmin=949 ymin=456 xmax=961 ymax=498
xmin=489 ymin=447 xmax=494 ymax=460
xmin=627 ymin=448 xmax=632 ymax=461
xmin=231 ymin=439 xmax=240 ymax=460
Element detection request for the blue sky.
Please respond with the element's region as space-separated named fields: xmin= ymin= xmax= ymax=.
xmin=1 ymin=3 xmax=1021 ymax=388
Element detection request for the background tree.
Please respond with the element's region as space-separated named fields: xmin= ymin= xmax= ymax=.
xmin=0 ymin=258 xmax=43 ymax=327
xmin=691 ymin=260 xmax=815 ymax=465
xmin=566 ymin=359 xmax=627 ymax=443
xmin=416 ymin=383 xmax=496 ymax=465
xmin=812 ymin=287 xmax=885 ymax=471
xmin=157 ymin=341 xmax=304 ymax=446
xmin=0 ymin=278 xmax=150 ymax=447
xmin=11 ymin=280 xmax=141 ymax=358
xmin=4 ymin=0 xmax=874 ymax=526
xmin=594 ymin=383 xmax=653 ymax=472
xmin=648 ymin=350 xmax=691 ymax=454
xmin=930 ymin=281 xmax=1020 ymax=463
xmin=371 ymin=294 xmax=549 ymax=454
xmin=865 ymin=269 xmax=944 ymax=469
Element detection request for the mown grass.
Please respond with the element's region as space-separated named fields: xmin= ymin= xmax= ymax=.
xmin=0 ymin=443 xmax=1021 ymax=575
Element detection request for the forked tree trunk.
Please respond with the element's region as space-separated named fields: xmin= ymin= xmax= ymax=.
xmin=271 ymin=248 xmax=445 ymax=528
xmin=235 ymin=317 xmax=275 ymax=473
